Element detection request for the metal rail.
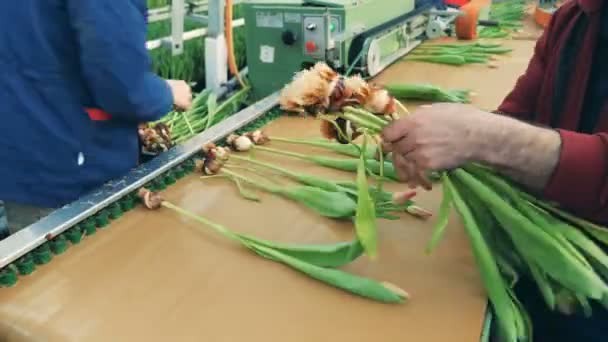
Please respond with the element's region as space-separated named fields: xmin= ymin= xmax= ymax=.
xmin=147 ymin=0 xmax=244 ymax=23
xmin=145 ymin=19 xmax=244 ymax=50
xmin=0 ymin=92 xmax=280 ymax=269
xmin=146 ymin=0 xmax=235 ymax=90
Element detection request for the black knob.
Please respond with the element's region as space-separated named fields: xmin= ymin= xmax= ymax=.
xmin=282 ymin=30 xmax=297 ymax=45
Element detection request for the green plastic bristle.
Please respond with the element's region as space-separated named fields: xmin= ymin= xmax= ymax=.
xmin=95 ymin=210 xmax=111 ymax=228
xmin=164 ymin=172 xmax=177 ymax=186
xmin=153 ymin=179 xmax=166 ymax=191
xmin=15 ymin=255 xmax=36 ymax=276
xmin=109 ymin=203 xmax=123 ymax=220
xmin=32 ymin=244 xmax=53 ymax=265
xmin=120 ymin=195 xmax=136 ymax=211
xmin=183 ymin=159 xmax=195 ymax=173
xmin=50 ymin=235 xmax=68 ymax=255
xmin=131 ymin=192 xmax=142 ymax=205
xmin=83 ymin=219 xmax=97 ymax=236
xmin=65 ymin=226 xmax=83 ymax=244
xmin=174 ymin=166 xmax=187 ymax=179
xmin=146 ymin=182 xmax=158 ymax=192
xmin=0 ymin=267 xmax=18 ymax=287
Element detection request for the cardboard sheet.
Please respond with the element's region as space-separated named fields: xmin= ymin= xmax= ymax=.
xmin=0 ymin=24 xmax=542 ymax=342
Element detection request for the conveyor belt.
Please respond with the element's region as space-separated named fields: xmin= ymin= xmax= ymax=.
xmin=0 ymin=117 xmax=487 ymax=342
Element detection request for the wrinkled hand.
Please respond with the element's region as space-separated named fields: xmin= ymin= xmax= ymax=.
xmin=167 ymin=80 xmax=193 ymax=110
xmin=381 ymin=103 xmax=489 ymax=189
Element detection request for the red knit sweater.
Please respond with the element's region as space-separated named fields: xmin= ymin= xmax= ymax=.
xmin=498 ymin=0 xmax=608 ymax=223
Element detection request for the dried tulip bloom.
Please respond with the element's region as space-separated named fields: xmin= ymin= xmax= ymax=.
xmin=279 ymin=62 xmax=398 ymax=143
xmin=279 ymin=63 xmax=337 ymax=114
xmin=138 ymin=188 xmax=163 ymax=210
xmin=343 ymin=76 xmax=396 ymax=115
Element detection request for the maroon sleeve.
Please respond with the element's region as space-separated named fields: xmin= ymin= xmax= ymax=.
xmin=543 ymin=130 xmax=608 ymax=222
xmin=496 ymin=19 xmax=555 ymax=120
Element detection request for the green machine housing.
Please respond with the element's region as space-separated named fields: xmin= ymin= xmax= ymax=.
xmin=242 ymin=0 xmax=419 ymax=100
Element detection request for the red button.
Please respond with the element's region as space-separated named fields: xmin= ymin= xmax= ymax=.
xmin=305 ymin=41 xmax=317 ymax=53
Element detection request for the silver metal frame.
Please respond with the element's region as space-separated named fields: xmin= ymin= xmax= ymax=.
xmin=170 ymin=0 xmax=185 ymax=55
xmin=147 ymin=0 xmax=244 ymax=23
xmin=145 ymin=0 xmax=244 ymax=91
xmin=0 ymin=92 xmax=280 ymax=269
xmin=205 ymin=0 xmax=228 ymax=92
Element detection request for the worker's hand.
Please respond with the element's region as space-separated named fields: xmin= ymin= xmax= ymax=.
xmin=167 ymin=80 xmax=193 ymax=111
xmin=391 ymin=152 xmax=433 ymax=190
xmin=382 ymin=103 xmax=489 ymax=188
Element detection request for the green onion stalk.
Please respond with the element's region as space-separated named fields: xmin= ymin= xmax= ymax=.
xmin=405 ymin=42 xmax=513 ymax=66
xmin=479 ymin=0 xmax=526 ymax=38
xmin=150 ymin=87 xmax=251 ymax=144
xmin=384 ymin=83 xmax=473 ymax=104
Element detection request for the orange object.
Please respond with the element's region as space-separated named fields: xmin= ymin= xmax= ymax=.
xmin=225 ymin=0 xmax=246 ymax=88
xmin=534 ymin=6 xmax=554 ymax=28
xmin=455 ymin=0 xmax=491 ymax=40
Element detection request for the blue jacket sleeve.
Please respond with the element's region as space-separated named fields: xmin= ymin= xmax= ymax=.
xmin=67 ymin=0 xmax=173 ymax=122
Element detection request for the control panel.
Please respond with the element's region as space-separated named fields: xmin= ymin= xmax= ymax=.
xmin=302 ymin=15 xmax=341 ymax=59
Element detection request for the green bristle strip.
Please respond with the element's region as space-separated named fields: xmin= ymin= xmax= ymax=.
xmin=183 ymin=159 xmax=195 ymax=173
xmin=131 ymin=192 xmax=142 ymax=205
xmin=153 ymin=179 xmax=166 ymax=191
xmin=32 ymin=244 xmax=53 ymax=265
xmin=65 ymin=226 xmax=84 ymax=244
xmin=109 ymin=203 xmax=123 ymax=220
xmin=164 ymin=172 xmax=177 ymax=186
xmin=50 ymin=235 xmax=69 ymax=255
xmin=174 ymin=166 xmax=187 ymax=179
xmin=120 ymin=195 xmax=136 ymax=211
xmin=83 ymin=219 xmax=97 ymax=236
xmin=0 ymin=267 xmax=18 ymax=287
xmin=96 ymin=210 xmax=111 ymax=228
xmin=15 ymin=255 xmax=36 ymax=276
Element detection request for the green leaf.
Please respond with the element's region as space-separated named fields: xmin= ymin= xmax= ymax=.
xmin=233 ymin=177 xmax=260 ymax=202
xmin=453 ymin=169 xmax=608 ymax=301
xmin=247 ymin=243 xmax=405 ymax=303
xmin=238 ymin=235 xmax=363 ymax=268
xmin=445 ymin=176 xmax=520 ymax=341
xmin=221 ymin=169 xmax=356 ymax=219
xmin=426 ymin=172 xmax=452 ymax=253
xmin=163 ymin=201 xmax=402 ymax=303
xmin=280 ymin=186 xmax=357 ymax=219
xmin=528 ymin=263 xmax=556 ymax=310
xmin=354 ymin=137 xmax=378 ymax=258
